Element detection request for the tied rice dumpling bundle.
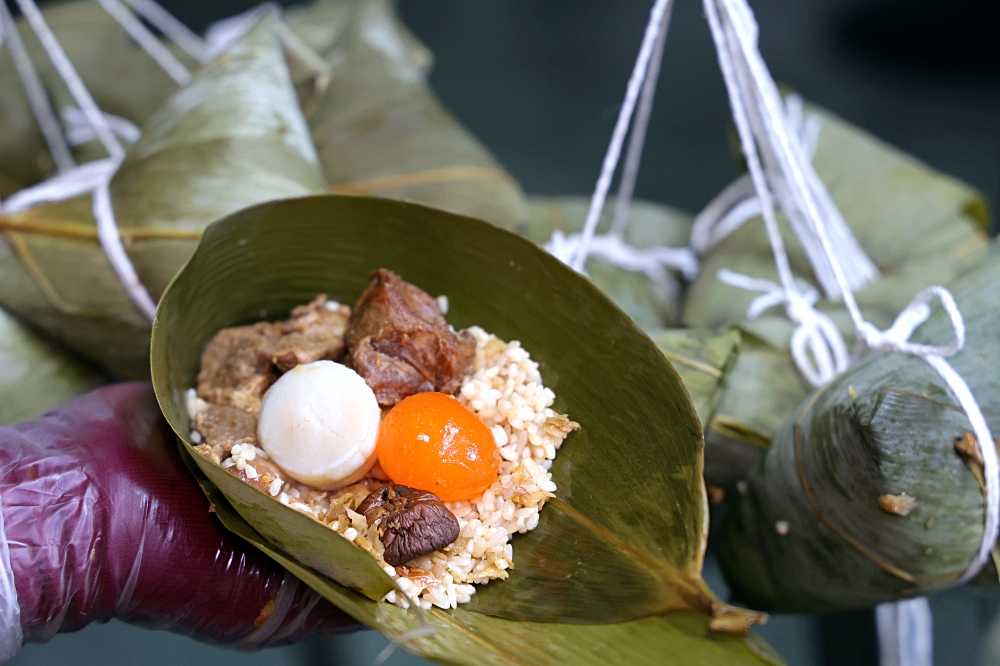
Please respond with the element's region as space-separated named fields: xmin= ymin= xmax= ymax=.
xmin=186 ymin=268 xmax=578 ymax=610
xmin=716 ymin=242 xmax=1000 ymax=612
xmin=0 ymin=12 xmax=323 ymax=378
xmin=0 ymin=1 xmax=180 ymax=194
xmin=0 ymin=0 xmax=528 ymax=380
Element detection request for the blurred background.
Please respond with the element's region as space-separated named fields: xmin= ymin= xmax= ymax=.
xmin=9 ymin=0 xmax=1000 ymax=664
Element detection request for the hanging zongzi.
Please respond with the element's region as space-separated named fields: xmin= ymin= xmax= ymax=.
xmin=716 ymin=242 xmax=1000 ymax=613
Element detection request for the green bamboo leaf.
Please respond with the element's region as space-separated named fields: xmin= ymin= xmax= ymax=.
xmin=646 ymin=327 xmax=741 ymax=430
xmin=150 ymin=195 xmax=772 ymax=653
xmin=701 ymin=332 xmax=812 ymax=487
xmin=0 ymin=16 xmax=323 ymax=379
xmin=304 ymin=0 xmax=530 ymax=231
xmin=525 ymin=195 xmax=693 ymax=329
xmin=0 ymin=1 xmax=182 ymax=192
xmin=0 ymin=305 xmax=105 ymax=425
xmin=718 ymin=243 xmax=1000 ymax=612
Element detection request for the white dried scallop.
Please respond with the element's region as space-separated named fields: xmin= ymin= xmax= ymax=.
xmin=258 ymin=360 xmax=379 ymax=489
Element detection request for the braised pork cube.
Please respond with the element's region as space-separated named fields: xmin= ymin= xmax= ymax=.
xmin=192 ymin=403 xmax=259 ymax=463
xmin=197 ymin=322 xmax=280 ymax=413
xmin=271 ymin=295 xmax=351 ymax=372
xmin=346 ymin=269 xmax=475 ymax=407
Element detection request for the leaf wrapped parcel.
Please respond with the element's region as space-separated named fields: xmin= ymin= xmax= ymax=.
xmin=682 ymin=103 xmax=991 ymax=487
xmin=0 ymin=16 xmax=324 ymax=378
xmin=294 ymin=0 xmax=530 ymax=231
xmin=151 ymin=195 xmax=780 ymax=665
xmin=717 ymin=243 xmax=1000 ymax=613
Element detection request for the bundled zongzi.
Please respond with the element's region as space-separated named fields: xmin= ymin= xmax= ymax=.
xmin=716 ymin=243 xmax=1000 ymax=613
xmin=0 ymin=16 xmax=323 ymax=378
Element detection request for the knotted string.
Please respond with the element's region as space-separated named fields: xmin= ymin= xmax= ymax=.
xmin=548 ymin=229 xmax=698 ymax=283
xmin=717 ymin=268 xmax=848 ymax=387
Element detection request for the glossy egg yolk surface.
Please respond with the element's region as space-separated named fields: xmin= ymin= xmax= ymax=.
xmin=377 ymin=392 xmax=499 ymax=501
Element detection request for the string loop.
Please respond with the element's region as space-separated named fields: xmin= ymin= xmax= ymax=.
xmin=718 ymin=268 xmax=848 ymax=387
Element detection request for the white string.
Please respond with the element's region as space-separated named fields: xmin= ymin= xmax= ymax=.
xmin=13 ymin=0 xmax=124 ymax=161
xmin=718 ymin=268 xmax=848 ymax=387
xmin=0 ymin=0 xmax=75 ymax=174
xmin=690 ymin=174 xmax=754 ymax=254
xmin=63 ymin=106 xmax=141 ymax=146
xmin=547 ymin=229 xmax=699 ymax=280
xmin=121 ymin=0 xmax=209 ymax=64
xmin=1 ymin=157 xmax=118 ymax=214
xmin=570 ymin=0 xmax=672 ymax=272
xmin=609 ymin=0 xmax=673 ymax=238
xmin=93 ymin=0 xmax=192 ymax=85
xmin=690 ymin=94 xmax=820 ymax=255
xmin=876 ymin=598 xmax=933 ymax=666
xmin=92 ymin=177 xmax=158 ymax=319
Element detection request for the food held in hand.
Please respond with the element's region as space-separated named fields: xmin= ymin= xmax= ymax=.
xmin=378 ymin=392 xmax=500 ymax=501
xmin=258 ymin=361 xmax=380 ymax=489
xmin=188 ymin=270 xmax=578 ymax=610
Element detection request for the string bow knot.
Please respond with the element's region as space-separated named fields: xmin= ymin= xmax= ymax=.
xmin=718 ymin=268 xmax=849 ymax=387
xmin=856 ymin=286 xmax=965 ymax=359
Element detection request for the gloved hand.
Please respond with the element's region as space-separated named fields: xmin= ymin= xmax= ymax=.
xmin=0 ymin=382 xmax=359 ymax=661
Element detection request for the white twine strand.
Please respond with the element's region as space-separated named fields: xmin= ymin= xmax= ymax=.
xmin=690 ymin=95 xmax=821 ymax=255
xmin=609 ymin=0 xmax=673 ymax=239
xmin=93 ymin=0 xmax=192 ymax=85
xmin=0 ymin=0 xmax=75 ymax=173
xmin=62 ymin=106 xmax=141 ymax=146
xmin=717 ymin=268 xmax=848 ymax=387
xmin=122 ymin=0 xmax=209 ymax=63
xmin=570 ymin=0 xmax=672 ymax=272
xmin=876 ymin=598 xmax=933 ymax=666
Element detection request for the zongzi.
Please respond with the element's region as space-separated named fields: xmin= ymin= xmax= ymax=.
xmin=716 ymin=242 xmax=1000 ymax=613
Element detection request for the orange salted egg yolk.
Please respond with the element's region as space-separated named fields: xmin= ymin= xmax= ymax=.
xmin=377 ymin=392 xmax=500 ymax=501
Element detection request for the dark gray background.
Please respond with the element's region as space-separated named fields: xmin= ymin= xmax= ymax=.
xmin=10 ymin=0 xmax=1000 ymax=664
